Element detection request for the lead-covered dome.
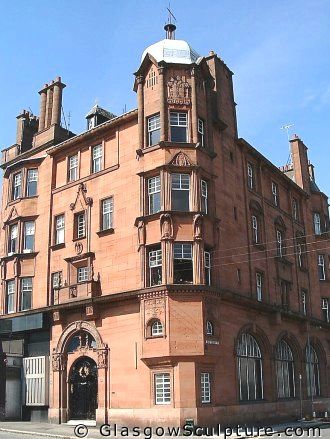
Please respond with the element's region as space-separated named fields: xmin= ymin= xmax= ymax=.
xmin=141 ymin=38 xmax=200 ymax=65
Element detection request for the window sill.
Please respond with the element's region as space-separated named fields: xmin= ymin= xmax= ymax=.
xmin=253 ymin=243 xmax=266 ymax=250
xmin=1 ymin=251 xmax=38 ymax=261
xmin=50 ymin=243 xmax=65 ymax=251
xmin=97 ymin=228 xmax=114 ymax=237
xmin=72 ymin=236 xmax=86 ymax=242
xmin=146 ymin=335 xmax=165 ymax=340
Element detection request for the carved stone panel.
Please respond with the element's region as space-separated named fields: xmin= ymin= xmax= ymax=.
xmin=144 ymin=297 xmax=166 ymax=321
xmin=167 ymin=75 xmax=191 ymax=105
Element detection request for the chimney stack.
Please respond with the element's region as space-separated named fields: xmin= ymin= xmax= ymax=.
xmin=38 ymin=77 xmax=66 ymax=131
xmin=16 ymin=110 xmax=39 ymax=153
xmin=290 ymin=135 xmax=311 ymax=193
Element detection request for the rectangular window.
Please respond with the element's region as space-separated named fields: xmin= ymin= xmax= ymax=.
xmin=201 ymin=179 xmax=208 ymax=214
xmin=171 ymin=173 xmax=190 ymax=211
xmin=321 ymin=298 xmax=329 ymax=323
xmin=301 ymin=290 xmax=307 ymax=316
xmin=26 ymin=169 xmax=38 ymax=197
xmin=6 ymin=280 xmax=15 ymax=314
xmin=276 ymin=230 xmax=284 ymax=257
xmin=68 ymin=154 xmax=79 ymax=182
xmin=101 ymin=197 xmax=113 ymax=231
xmin=201 ymin=372 xmax=211 ymax=403
xmin=55 ymin=215 xmax=65 ymax=244
xmin=318 ymin=254 xmax=326 ymax=280
xmin=92 ymin=144 xmax=103 ymax=173
xmin=8 ymin=224 xmax=18 ymax=254
xmin=198 ymin=118 xmax=205 ymax=147
xmin=247 ymin=163 xmax=254 ymax=189
xmin=148 ymin=176 xmax=161 ymax=214
xmin=23 ymin=221 xmax=35 ymax=252
xmin=292 ymin=198 xmax=299 ymax=221
xmin=170 ymin=112 xmax=188 ymax=143
xmin=314 ymin=213 xmax=321 ymax=235
xmin=75 ymin=212 xmax=86 ymax=239
xmin=272 ymin=182 xmax=279 ymax=206
xmin=204 ymin=251 xmax=211 ymax=286
xmin=77 ymin=266 xmax=89 ymax=283
xmin=20 ymin=277 xmax=32 ymax=311
xmin=148 ymin=247 xmax=162 ymax=286
xmin=154 ymin=373 xmax=171 ymax=405
xmin=256 ymin=272 xmax=263 ymax=302
xmin=252 ymin=215 xmax=259 ymax=244
xmin=174 ymin=243 xmax=193 ymax=284
xmin=12 ymin=172 xmax=22 ymax=200
xmin=51 ymin=272 xmax=61 ymax=305
xmin=147 ymin=113 xmax=161 ymax=146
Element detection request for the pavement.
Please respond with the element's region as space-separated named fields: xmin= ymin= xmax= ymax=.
xmin=0 ymin=419 xmax=329 ymax=439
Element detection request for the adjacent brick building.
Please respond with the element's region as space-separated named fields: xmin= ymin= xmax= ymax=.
xmin=0 ymin=23 xmax=329 ymax=426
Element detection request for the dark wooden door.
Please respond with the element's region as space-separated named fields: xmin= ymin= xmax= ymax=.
xmin=69 ymin=357 xmax=98 ymax=420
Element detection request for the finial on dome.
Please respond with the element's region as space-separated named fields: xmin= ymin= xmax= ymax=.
xmin=165 ymin=4 xmax=177 ymax=39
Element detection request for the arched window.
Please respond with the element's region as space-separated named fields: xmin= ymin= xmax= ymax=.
xmin=151 ymin=320 xmax=163 ymax=336
xmin=306 ymin=345 xmax=321 ymax=397
xmin=67 ymin=331 xmax=96 ymax=353
xmin=237 ymin=333 xmax=263 ymax=401
xmin=206 ymin=321 xmax=214 ymax=336
xmin=276 ymin=340 xmax=295 ymax=398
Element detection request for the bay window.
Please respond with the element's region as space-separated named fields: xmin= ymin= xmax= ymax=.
xmin=148 ymin=176 xmax=161 ymax=214
xmin=8 ymin=224 xmax=18 ymax=254
xmin=26 ymin=169 xmax=38 ymax=196
xmin=20 ymin=277 xmax=32 ymax=311
xmin=12 ymin=172 xmax=22 ymax=200
xmin=147 ymin=113 xmax=160 ymax=146
xmin=23 ymin=221 xmax=35 ymax=252
xmin=170 ymin=112 xmax=188 ymax=142
xmin=6 ymin=280 xmax=15 ymax=314
xmin=171 ymin=173 xmax=190 ymax=211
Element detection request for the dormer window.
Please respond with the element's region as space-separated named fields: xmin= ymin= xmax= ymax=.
xmin=170 ymin=112 xmax=188 ymax=143
xmin=87 ymin=117 xmax=96 ymax=130
xmin=12 ymin=172 xmax=22 ymax=200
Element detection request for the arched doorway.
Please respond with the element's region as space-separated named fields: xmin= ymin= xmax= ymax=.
xmin=69 ymin=357 xmax=98 ymax=420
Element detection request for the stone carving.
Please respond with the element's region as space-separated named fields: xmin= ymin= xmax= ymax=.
xmin=167 ymin=75 xmax=191 ymax=105
xmin=193 ymin=214 xmax=203 ymax=240
xmin=53 ymin=311 xmax=60 ymax=322
xmin=137 ymin=220 xmax=146 ymax=248
xmin=75 ymin=242 xmax=83 ymax=255
xmin=5 ymin=206 xmax=19 ymax=224
xmin=52 ymin=352 xmax=66 ymax=371
xmin=70 ymin=182 xmax=93 ymax=211
xmin=145 ymin=297 xmax=166 ymax=319
xmin=55 ymin=320 xmax=105 ymax=354
xmin=169 ymin=151 xmax=192 ymax=167
xmin=160 ymin=213 xmax=173 ymax=240
xmin=97 ymin=348 xmax=108 ymax=368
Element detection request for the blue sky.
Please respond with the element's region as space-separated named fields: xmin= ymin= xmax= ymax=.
xmin=0 ymin=0 xmax=329 ymax=195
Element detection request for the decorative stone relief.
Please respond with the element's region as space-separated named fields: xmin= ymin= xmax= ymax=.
xmin=193 ymin=214 xmax=203 ymax=240
xmin=145 ymin=297 xmax=166 ymax=320
xmin=160 ymin=213 xmax=173 ymax=240
xmin=52 ymin=352 xmax=66 ymax=371
xmin=75 ymin=242 xmax=83 ymax=255
xmin=97 ymin=348 xmax=108 ymax=369
xmin=137 ymin=220 xmax=146 ymax=248
xmin=167 ymin=75 xmax=191 ymax=105
xmin=70 ymin=182 xmax=93 ymax=211
xmin=169 ymin=151 xmax=192 ymax=167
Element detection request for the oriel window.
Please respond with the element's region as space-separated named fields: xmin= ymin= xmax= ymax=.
xmin=147 ymin=113 xmax=161 ymax=146
xmin=148 ymin=176 xmax=161 ymax=214
xmin=171 ymin=173 xmax=190 ymax=211
xmin=170 ymin=112 xmax=188 ymax=143
xmin=148 ymin=247 xmax=162 ymax=286
xmin=26 ymin=169 xmax=38 ymax=196
xmin=173 ymin=243 xmax=193 ymax=284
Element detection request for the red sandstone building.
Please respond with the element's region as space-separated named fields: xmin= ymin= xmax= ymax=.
xmin=0 ymin=24 xmax=329 ymax=426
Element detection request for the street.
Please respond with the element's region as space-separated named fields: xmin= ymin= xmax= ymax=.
xmin=0 ymin=425 xmax=330 ymax=439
